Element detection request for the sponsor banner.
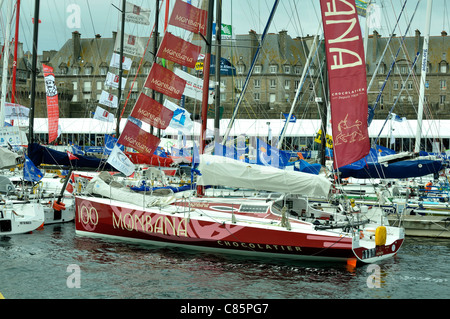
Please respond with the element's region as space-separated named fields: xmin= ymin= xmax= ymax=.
xmin=174 ymin=68 xmax=214 ymax=104
xmin=110 ymin=52 xmax=132 ymax=70
xmin=169 ymin=0 xmax=207 ymax=34
xmin=0 ymin=127 xmax=28 ymax=146
xmin=93 ymin=106 xmax=114 ymax=123
xmin=144 ymin=63 xmax=186 ymax=100
xmin=43 ymin=64 xmax=59 ymax=144
xmin=117 ymin=120 xmax=160 ymax=157
xmin=212 ymin=23 xmax=233 ymax=40
xmin=125 ymin=1 xmax=151 ymax=25
xmin=4 ymin=103 xmax=29 ymax=119
xmin=105 ymin=72 xmax=127 ymax=89
xmin=320 ymin=0 xmax=370 ymax=168
xmin=156 ymin=32 xmax=201 ymax=69
xmin=114 ymin=32 xmax=146 ymax=57
xmin=164 ymin=99 xmax=194 ymax=134
xmin=99 ymin=90 xmax=119 ymax=108
xmin=130 ymin=93 xmax=174 ymax=130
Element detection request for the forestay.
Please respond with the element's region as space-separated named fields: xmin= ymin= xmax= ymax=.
xmin=197 ymin=154 xmax=331 ymax=198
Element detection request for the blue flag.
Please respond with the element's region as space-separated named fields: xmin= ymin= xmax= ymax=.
xmin=23 ymin=155 xmax=44 ymax=182
xmin=256 ymin=138 xmax=289 ymax=168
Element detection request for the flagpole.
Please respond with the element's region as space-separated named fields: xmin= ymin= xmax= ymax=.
xmin=115 ymin=0 xmax=126 ymax=138
xmin=28 ymin=0 xmax=40 ymax=148
xmin=12 ymin=0 xmax=20 ymax=105
xmin=0 ymin=0 xmax=13 ymax=127
xmin=214 ymin=0 xmax=222 ymax=142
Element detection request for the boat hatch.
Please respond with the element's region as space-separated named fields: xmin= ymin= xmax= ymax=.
xmin=239 ymin=205 xmax=269 ymax=213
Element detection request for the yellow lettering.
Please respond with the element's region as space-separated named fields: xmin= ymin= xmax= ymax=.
xmin=123 ymin=213 xmax=134 ymax=231
xmin=164 ymin=216 xmax=176 ymax=235
xmin=112 ymin=212 xmax=122 ymax=229
xmin=154 ymin=216 xmax=164 ymax=234
xmin=330 ymin=48 xmax=362 ymax=70
xmin=145 ymin=214 xmax=153 ymax=233
xmin=325 ymin=0 xmax=355 ymax=16
xmin=177 ymin=218 xmax=188 ymax=237
xmin=326 ymin=18 xmax=359 ymax=44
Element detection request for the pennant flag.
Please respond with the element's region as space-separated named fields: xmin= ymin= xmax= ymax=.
xmin=23 ymin=155 xmax=44 ymax=182
xmin=107 ymin=145 xmax=135 ymax=176
xmin=164 ymin=100 xmax=194 ymax=134
xmin=320 ymin=0 xmax=370 ymax=169
xmin=125 ymin=1 xmax=151 ymax=25
xmin=174 ymin=68 xmax=214 ymax=104
xmin=105 ymin=72 xmax=127 ymax=89
xmin=169 ymin=0 xmax=207 ymax=35
xmin=212 ymin=22 xmax=234 ymax=40
xmin=110 ymin=52 xmax=132 ymax=71
xmin=67 ymin=151 xmax=79 ymax=161
xmin=99 ymin=91 xmax=119 ymax=108
xmin=104 ymin=134 xmax=124 ymax=155
xmin=130 ymin=93 xmax=174 ymax=130
xmin=117 ymin=120 xmax=160 ymax=158
xmin=256 ymin=138 xmax=289 ymax=169
xmin=65 ymin=172 xmax=76 ymax=194
xmin=156 ymin=32 xmax=201 ymax=69
xmin=144 ymin=63 xmax=186 ymax=100
xmin=282 ymin=113 xmax=296 ymax=123
xmin=43 ymin=64 xmax=59 ymax=144
xmin=93 ymin=106 xmax=114 ymax=123
xmin=114 ymin=32 xmax=146 ymax=57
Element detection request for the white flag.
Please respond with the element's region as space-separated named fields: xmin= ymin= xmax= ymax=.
xmin=110 ymin=52 xmax=132 ymax=71
xmin=125 ymin=1 xmax=151 ymax=25
xmin=107 ymin=145 xmax=135 ymax=176
xmin=99 ymin=91 xmax=119 ymax=108
xmin=93 ymin=106 xmax=114 ymax=123
xmin=163 ymin=100 xmax=194 ymax=134
xmin=174 ymin=68 xmax=215 ymax=104
xmin=114 ymin=32 xmax=146 ymax=57
xmin=105 ymin=72 xmax=127 ymax=89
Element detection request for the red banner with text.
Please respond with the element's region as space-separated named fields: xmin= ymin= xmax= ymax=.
xmin=169 ymin=0 xmax=207 ymax=35
xmin=130 ymin=93 xmax=174 ymax=130
xmin=144 ymin=63 xmax=186 ymax=100
xmin=43 ymin=64 xmax=59 ymax=143
xmin=320 ymin=0 xmax=370 ymax=169
xmin=157 ymin=32 xmax=202 ymax=69
xmin=117 ymin=120 xmax=160 ymax=158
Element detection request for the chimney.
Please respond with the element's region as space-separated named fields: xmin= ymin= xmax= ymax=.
xmin=279 ymin=30 xmax=288 ymax=59
xmin=415 ymin=29 xmax=421 ymax=53
xmin=95 ymin=34 xmax=101 ymax=39
xmin=442 ymin=30 xmax=448 ymax=36
xmin=72 ymin=31 xmax=81 ymax=60
xmin=112 ymin=31 xmax=117 ymax=46
xmin=372 ymin=30 xmax=379 ymax=63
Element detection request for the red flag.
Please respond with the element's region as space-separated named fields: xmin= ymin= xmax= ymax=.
xmin=169 ymin=0 xmax=207 ymax=35
xmin=320 ymin=0 xmax=370 ymax=169
xmin=130 ymin=93 xmax=174 ymax=130
xmin=157 ymin=32 xmax=201 ymax=69
xmin=43 ymin=64 xmax=59 ymax=144
xmin=65 ymin=172 xmax=75 ymax=194
xmin=67 ymin=151 xmax=79 ymax=161
xmin=144 ymin=63 xmax=186 ymax=100
xmin=117 ymin=120 xmax=160 ymax=158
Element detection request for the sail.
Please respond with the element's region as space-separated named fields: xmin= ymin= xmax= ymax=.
xmin=320 ymin=0 xmax=370 ymax=169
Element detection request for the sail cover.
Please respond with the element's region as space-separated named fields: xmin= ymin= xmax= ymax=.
xmin=320 ymin=0 xmax=370 ymax=168
xmin=197 ymin=155 xmax=331 ymax=198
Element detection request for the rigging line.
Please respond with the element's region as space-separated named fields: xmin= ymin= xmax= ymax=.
xmin=369 ymin=0 xmax=420 ymax=121
xmin=374 ymin=51 xmax=420 ymax=146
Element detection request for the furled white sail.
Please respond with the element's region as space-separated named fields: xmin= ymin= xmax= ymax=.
xmin=197 ymin=155 xmax=331 ymax=198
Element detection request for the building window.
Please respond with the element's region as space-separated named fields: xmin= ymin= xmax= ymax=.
xmin=440 ymin=61 xmax=448 ymax=73
xmin=269 ymin=79 xmax=276 ymax=89
xmin=440 ymin=80 xmax=447 ymax=90
xmin=270 ymin=65 xmax=277 ymax=74
xmin=254 ymin=65 xmax=262 ymax=74
xmin=440 ymin=95 xmax=446 ymax=104
xmin=269 ymin=93 xmax=276 ymax=103
xmin=284 ymin=80 xmax=290 ymax=90
xmin=408 ymin=81 xmax=413 ymax=90
xmin=393 ymin=81 xmax=399 ymax=90
xmin=100 ymin=66 xmax=108 ymax=75
xmin=72 ymin=81 xmax=78 ymax=90
xmin=295 ymin=80 xmax=300 ymax=90
xmin=84 ymin=66 xmax=93 ymax=75
xmin=72 ymin=67 xmax=79 ymax=75
xmin=237 ymin=65 xmax=245 ymax=74
xmin=254 ymin=79 xmax=261 ymax=88
xmin=236 ymin=79 xmax=244 ymax=90
xmin=254 ymin=92 xmax=260 ymax=101
xmin=83 ymin=81 xmax=92 ymax=92
xmin=284 ymin=65 xmax=290 ymax=74
xmin=294 ymin=66 xmax=302 ymax=75
xmin=96 ymin=81 xmax=103 ymax=91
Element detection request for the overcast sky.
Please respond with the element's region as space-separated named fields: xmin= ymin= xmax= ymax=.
xmin=4 ymin=0 xmax=449 ymax=54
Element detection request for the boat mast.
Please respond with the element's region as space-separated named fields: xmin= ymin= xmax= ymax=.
xmin=414 ymin=0 xmax=432 ymax=153
xmin=11 ymin=0 xmax=20 ymax=105
xmin=199 ymin=0 xmax=215 ymax=154
xmin=28 ymin=0 xmax=40 ymax=147
xmin=115 ymin=0 xmax=126 ymax=138
xmin=214 ymin=0 xmax=222 ymax=142
xmin=0 ymin=0 xmax=13 ymax=127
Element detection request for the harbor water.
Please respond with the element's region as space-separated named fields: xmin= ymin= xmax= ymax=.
xmin=0 ymin=222 xmax=449 ymax=301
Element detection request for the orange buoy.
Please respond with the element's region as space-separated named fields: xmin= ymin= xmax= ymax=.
xmin=52 ymin=201 xmax=66 ymax=211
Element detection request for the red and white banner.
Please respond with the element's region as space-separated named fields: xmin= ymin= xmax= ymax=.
xmin=125 ymin=1 xmax=151 ymax=25
xmin=105 ymin=72 xmax=127 ymax=89
xmin=320 ymin=0 xmax=370 ymax=169
xmin=43 ymin=64 xmax=59 ymax=143
xmin=99 ymin=91 xmax=119 ymax=109
xmin=157 ymin=32 xmax=201 ymax=69
xmin=117 ymin=120 xmax=160 ymax=158
xmin=113 ymin=32 xmax=146 ymax=57
xmin=169 ymin=0 xmax=207 ymax=35
xmin=93 ymin=106 xmax=114 ymax=123
xmin=144 ymin=63 xmax=186 ymax=100
xmin=130 ymin=93 xmax=174 ymax=130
